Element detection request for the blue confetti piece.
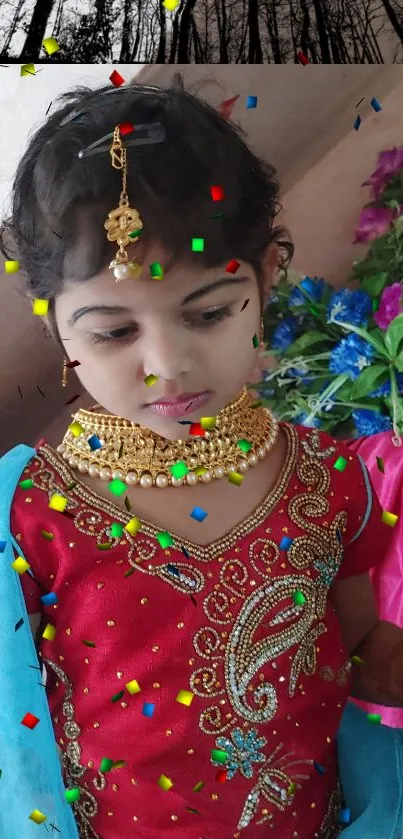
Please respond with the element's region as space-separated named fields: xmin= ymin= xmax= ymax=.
xmin=300 ymin=276 xmax=316 ymax=295
xmin=246 ymin=95 xmax=258 ymax=109
xmin=167 ymin=563 xmax=180 ymax=578
xmin=314 ymin=761 xmax=326 ymax=775
xmin=190 ymin=507 xmax=208 ymax=523
xmin=353 ymin=115 xmax=361 ymax=131
xmin=88 ymin=434 xmax=103 ymax=451
xmin=40 ymin=592 xmax=58 ymax=606
xmin=177 ymin=420 xmax=192 ymax=425
xmin=370 ymin=97 xmax=382 ymax=113
xmin=181 ymin=546 xmax=190 ymax=559
xmin=142 ymin=702 xmax=155 ymax=718
xmin=339 ymin=808 xmax=351 ymax=825
xmin=0 ymin=540 xmax=7 ymax=553
xmin=279 ymin=536 xmax=293 ymax=551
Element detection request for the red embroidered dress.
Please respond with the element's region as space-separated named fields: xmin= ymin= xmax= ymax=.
xmin=12 ymin=423 xmax=389 ymax=839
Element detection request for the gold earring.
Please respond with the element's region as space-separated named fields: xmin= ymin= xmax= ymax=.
xmin=62 ymin=357 xmax=68 ymax=387
xmin=104 ymin=125 xmax=144 ymax=282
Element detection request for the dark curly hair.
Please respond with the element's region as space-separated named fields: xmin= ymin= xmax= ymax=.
xmin=0 ymin=73 xmax=294 ymax=353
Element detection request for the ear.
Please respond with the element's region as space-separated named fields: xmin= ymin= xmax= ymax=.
xmin=261 ymin=243 xmax=279 ymax=303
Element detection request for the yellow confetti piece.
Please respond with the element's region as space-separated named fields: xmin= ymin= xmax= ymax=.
xmin=68 ymin=421 xmax=85 ymax=438
xmin=382 ymin=510 xmax=398 ymax=527
xmin=193 ymin=466 xmax=207 ymax=477
xmin=287 ymin=782 xmax=297 ymax=796
xmin=11 ymin=556 xmax=30 ymax=574
xmin=42 ymin=623 xmax=56 ymax=641
xmin=144 ymin=374 xmax=159 ymax=387
xmin=351 ymin=655 xmax=365 ymax=666
xmin=48 ymin=493 xmax=68 ymax=513
xmin=32 ymin=298 xmax=49 ymax=316
xmin=42 ymin=37 xmax=60 ymax=55
xmin=176 ymin=689 xmax=194 ymax=707
xmin=163 ymin=0 xmax=180 ymax=8
xmin=125 ymin=517 xmax=142 ymax=536
xmin=193 ymin=781 xmax=204 ymax=792
xmin=227 ymin=471 xmax=244 ymax=486
xmin=158 ymin=774 xmax=173 ymax=791
xmin=21 ymin=63 xmax=36 ymax=77
xmin=200 ymin=416 xmax=216 ymax=430
xmin=4 ymin=260 xmax=20 ymax=274
xmin=125 ymin=679 xmax=141 ymax=694
xmin=29 ymin=810 xmax=47 ymax=824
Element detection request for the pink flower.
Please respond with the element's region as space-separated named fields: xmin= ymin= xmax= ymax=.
xmin=353 ymin=206 xmax=394 ymax=244
xmin=362 ymin=146 xmax=403 ymax=200
xmin=374 ymin=282 xmax=403 ymax=330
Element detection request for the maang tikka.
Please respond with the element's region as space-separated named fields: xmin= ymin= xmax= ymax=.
xmin=104 ymin=125 xmax=144 ymax=281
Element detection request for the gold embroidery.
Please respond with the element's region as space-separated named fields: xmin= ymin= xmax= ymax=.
xmin=43 ymin=658 xmax=104 ymax=839
xmin=315 ymin=784 xmax=345 ymax=838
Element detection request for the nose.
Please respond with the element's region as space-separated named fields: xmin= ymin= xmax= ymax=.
xmin=141 ymin=324 xmax=192 ymax=381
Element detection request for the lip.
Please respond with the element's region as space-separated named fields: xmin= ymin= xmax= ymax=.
xmin=146 ymin=390 xmax=212 ymax=418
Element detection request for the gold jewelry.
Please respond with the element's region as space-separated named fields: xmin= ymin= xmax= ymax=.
xmin=61 ymin=357 xmax=68 ymax=388
xmin=104 ymin=125 xmax=144 ymax=282
xmin=57 ymin=387 xmax=278 ymax=489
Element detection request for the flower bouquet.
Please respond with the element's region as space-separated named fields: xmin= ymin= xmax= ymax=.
xmin=259 ymin=146 xmax=403 ymax=444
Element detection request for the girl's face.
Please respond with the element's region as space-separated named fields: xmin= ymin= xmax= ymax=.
xmin=54 ymin=240 xmax=278 ymax=441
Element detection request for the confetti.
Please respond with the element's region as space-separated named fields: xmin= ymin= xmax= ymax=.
xmin=21 ymin=712 xmax=40 ymax=729
xmin=158 ymin=774 xmax=173 ymax=790
xmin=186 ymin=807 xmax=201 ymax=815
xmin=176 ymin=689 xmax=194 ymax=706
xmin=100 ymin=757 xmax=114 ymax=772
xmin=40 ymin=530 xmax=54 ymax=541
xmin=0 ymin=540 xmax=6 ymax=553
xmin=97 ymin=542 xmax=112 ymax=550
xmin=144 ymin=374 xmax=159 ymax=386
xmin=216 ymin=769 xmax=227 ymax=783
xmin=125 ymin=517 xmax=142 ymax=536
xmin=339 ymin=808 xmax=351 ymax=824
xmin=42 ymin=37 xmax=60 ymax=55
xmin=119 ymin=122 xmax=135 ymax=135
xmin=237 ymin=438 xmax=252 ymax=453
xmin=65 ymin=788 xmax=80 ymax=804
xmin=170 ymin=461 xmax=189 ymax=480
xmin=88 ymin=434 xmax=102 ymax=450
xmin=32 ymin=298 xmax=49 ymax=316
xmin=124 ymin=496 xmax=132 ymax=512
xmin=4 ymin=260 xmax=20 ymax=273
xmin=376 ymin=456 xmax=385 ymax=473
xmin=48 ymin=493 xmax=68 ymax=513
xmin=210 ymin=186 xmax=224 ymax=201
xmin=351 ymin=655 xmax=365 ymax=666
xmin=20 ymin=63 xmax=36 ymax=77
xmin=353 ymin=115 xmax=361 ymax=131
xmin=293 ymin=590 xmax=306 ymax=606
xmin=371 ymin=97 xmax=382 ymax=113
xmin=250 ymin=400 xmax=262 ymax=409
xmin=181 ymin=546 xmax=190 ymax=558
xmin=11 ymin=556 xmax=30 ymax=574
xmin=279 ymin=536 xmax=293 ymax=550
xmin=15 ymin=617 xmax=24 ymax=631
xmin=190 ymin=507 xmax=208 ymax=523
xmin=355 ymin=98 xmax=365 ymax=108
xmin=240 ymin=299 xmax=250 ymax=311
xmin=82 ymin=640 xmax=96 ymax=648
xmin=111 ymin=690 xmax=125 ymax=703
xmin=227 ymin=471 xmax=244 ymax=486
xmin=333 ymin=456 xmax=348 ymax=472
xmin=252 ymin=333 xmax=259 ymax=348
xmin=193 ymin=781 xmax=205 ymax=792
xmin=246 ymin=95 xmax=258 ymax=109
xmin=194 ymin=466 xmax=207 ymax=477
xmin=40 ymin=592 xmax=58 ymax=606
xmin=42 ymin=623 xmax=56 ymax=641
xmin=29 ymin=810 xmax=47 ymax=824
xmin=382 ymin=510 xmax=398 ymax=527
xmin=149 ymin=262 xmax=164 ymax=279
xmin=19 ymin=478 xmax=33 ymax=489
xmin=125 ymin=679 xmax=141 ymax=694
xmin=112 ymin=760 xmax=126 ymax=769
xmin=211 ymin=748 xmax=228 ymax=764
xmin=367 ymin=713 xmax=381 ymax=724
xmin=167 ymin=563 xmax=180 ymax=578
xmin=225 ymin=258 xmax=240 ymax=274
xmin=118 ymin=441 xmax=124 ymax=459
xmin=314 ymin=761 xmax=326 ymax=774
xmin=297 ymin=50 xmax=310 ymax=64
xmin=200 ymin=416 xmax=216 ymax=430
xmin=189 ymin=423 xmax=205 ymax=437
xmin=108 ymin=478 xmax=127 ymax=497
xmin=110 ymin=523 xmax=124 ymax=538
xmin=69 ymin=421 xmax=85 ymax=437
xmin=191 ymin=238 xmax=205 ymax=252
xmin=218 ymin=95 xmax=240 ymax=120
xmin=287 ymin=782 xmax=297 ymax=796
xmin=109 ymin=70 xmax=125 ymax=87
xmin=157 ymin=531 xmax=174 ymax=549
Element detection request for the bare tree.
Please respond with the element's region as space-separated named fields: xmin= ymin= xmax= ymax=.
xmin=18 ymin=0 xmax=56 ymax=59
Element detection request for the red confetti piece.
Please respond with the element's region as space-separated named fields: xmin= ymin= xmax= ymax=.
xmin=218 ymin=95 xmax=240 ymax=120
xmin=225 ymin=259 xmax=241 ymax=274
xmin=297 ymin=50 xmax=310 ymax=65
xmin=119 ymin=122 xmax=135 ymax=135
xmin=210 ymin=185 xmax=224 ymax=201
xmin=109 ymin=70 xmax=125 ymax=87
xmin=215 ymin=769 xmax=227 ymax=783
xmin=189 ymin=423 xmax=205 ymax=437
xmin=64 ymin=394 xmax=81 ymax=406
xmin=66 ymin=359 xmax=81 ymax=370
xmin=21 ymin=712 xmax=40 ymax=729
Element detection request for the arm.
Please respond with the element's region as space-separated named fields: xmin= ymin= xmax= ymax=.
xmin=331 ymin=573 xmax=403 ymax=707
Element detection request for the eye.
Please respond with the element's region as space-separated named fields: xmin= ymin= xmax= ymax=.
xmin=87 ymin=326 xmax=136 ymax=345
xmin=185 ymin=306 xmax=231 ymax=326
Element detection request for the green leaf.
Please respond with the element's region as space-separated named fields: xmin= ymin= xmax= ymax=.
xmin=284 ymin=331 xmax=328 ymax=357
xmin=360 ymin=272 xmax=389 ymax=299
xmin=384 ymin=313 xmax=403 ymax=359
xmin=350 ymin=365 xmax=389 ymax=400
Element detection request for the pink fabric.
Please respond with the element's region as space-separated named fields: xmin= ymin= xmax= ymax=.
xmin=347 ymin=431 xmax=403 ymax=727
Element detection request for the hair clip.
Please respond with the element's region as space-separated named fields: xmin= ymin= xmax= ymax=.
xmin=77 ymin=121 xmax=166 ymax=160
xmin=59 ymin=84 xmax=168 ymax=128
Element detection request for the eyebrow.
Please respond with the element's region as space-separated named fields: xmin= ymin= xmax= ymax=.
xmin=67 ymin=276 xmax=251 ymax=327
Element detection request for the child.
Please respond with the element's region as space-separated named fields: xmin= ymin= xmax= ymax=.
xmin=1 ymin=76 xmax=403 ymax=839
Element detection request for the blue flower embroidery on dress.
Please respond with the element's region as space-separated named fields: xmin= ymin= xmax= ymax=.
xmin=313 ymin=555 xmax=341 ymax=587
xmin=213 ymin=728 xmax=267 ymax=780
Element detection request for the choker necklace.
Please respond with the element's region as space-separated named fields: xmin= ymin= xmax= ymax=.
xmin=57 ymin=387 xmax=278 ymax=489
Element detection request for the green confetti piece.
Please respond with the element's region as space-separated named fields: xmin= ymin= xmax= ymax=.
xmin=144 ymin=374 xmax=159 ymax=386
xmin=376 ymin=457 xmax=385 ymax=474
xmin=170 ymin=461 xmax=189 ymax=480
xmin=19 ymin=479 xmax=34 ymax=489
xmin=111 ymin=690 xmax=125 ymax=703
xmin=351 ymin=655 xmax=365 ymax=666
xmin=367 ymin=713 xmax=381 ymax=725
xmin=108 ymin=478 xmax=127 ymax=497
xmin=252 ymin=333 xmax=259 ymax=348
xmin=211 ymin=748 xmax=228 ymax=764
xmin=293 ymin=590 xmax=306 ymax=606
xmin=40 ymin=530 xmax=54 ymax=541
xmin=100 ymin=757 xmax=114 ymax=773
xmin=186 ymin=807 xmax=201 ymax=815
xmin=110 ymin=523 xmax=124 ymax=538
xmin=149 ymin=262 xmax=164 ymax=279
xmin=112 ymin=760 xmax=126 ymax=769
xmin=157 ymin=531 xmax=174 ymax=549
xmin=97 ymin=542 xmax=112 ymax=550
xmin=65 ymin=788 xmax=80 ymax=804
xmin=191 ymin=238 xmax=205 ymax=252
xmin=372 ymin=298 xmax=379 ymax=312
xmin=82 ymin=640 xmax=96 ymax=648
xmin=250 ymin=400 xmax=262 ymax=409
xmin=333 ymin=456 xmax=348 ymax=472
xmin=193 ymin=781 xmax=204 ymax=792
xmin=67 ymin=481 xmax=78 ymax=491
xmin=237 ymin=438 xmax=252 ymax=453
xmin=227 ymin=471 xmax=244 ymax=486
xmin=124 ymin=568 xmax=135 ymax=578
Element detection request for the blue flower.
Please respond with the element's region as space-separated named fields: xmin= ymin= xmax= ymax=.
xmin=214 ymin=727 xmax=267 ymax=780
xmin=295 ymin=413 xmax=322 ymax=428
xmin=329 ymin=334 xmax=374 ymax=380
xmin=326 ymin=288 xmax=372 ymax=327
xmin=369 ymin=372 xmax=403 ymax=398
xmin=289 ymin=276 xmax=325 ymax=307
xmin=352 ymin=409 xmax=392 ymax=436
xmin=271 ymin=316 xmax=299 ymax=351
